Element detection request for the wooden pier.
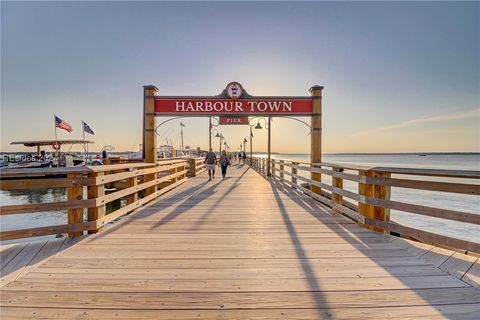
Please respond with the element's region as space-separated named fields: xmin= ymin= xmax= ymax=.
xmin=1 ymin=163 xmax=479 ymax=319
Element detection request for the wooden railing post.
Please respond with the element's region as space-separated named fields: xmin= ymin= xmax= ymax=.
xmin=358 ymin=170 xmax=382 ymax=232
xmin=180 ymin=163 xmax=186 ymax=180
xmin=67 ymin=173 xmax=84 ymax=237
xmin=87 ymin=172 xmax=106 ymax=234
xmin=188 ymin=159 xmax=196 ymax=177
xmin=292 ymin=162 xmax=298 ymax=186
xmin=332 ymin=167 xmax=344 ymax=212
xmin=126 ymin=170 xmax=138 ymax=205
xmin=170 ymin=163 xmax=178 ymax=184
xmin=374 ymin=172 xmax=391 ymax=233
xmin=279 ymin=160 xmax=284 ymax=181
xmin=271 ymin=159 xmax=275 ymax=176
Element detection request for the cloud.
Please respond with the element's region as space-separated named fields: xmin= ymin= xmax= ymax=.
xmin=353 ymin=107 xmax=480 ymax=136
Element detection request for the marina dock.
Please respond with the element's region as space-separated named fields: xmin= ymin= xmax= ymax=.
xmin=1 ymin=162 xmax=479 ymax=319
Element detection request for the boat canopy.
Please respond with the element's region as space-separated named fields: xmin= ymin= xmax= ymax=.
xmin=10 ymin=140 xmax=94 ymax=147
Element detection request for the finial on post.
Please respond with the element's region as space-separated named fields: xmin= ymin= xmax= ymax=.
xmin=309 ymin=85 xmax=324 ymax=93
xmin=143 ymin=85 xmax=159 ymax=92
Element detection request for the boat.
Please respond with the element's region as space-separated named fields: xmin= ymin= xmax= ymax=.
xmin=8 ymin=140 xmax=94 ymax=168
xmin=3 ymin=161 xmax=52 ymax=169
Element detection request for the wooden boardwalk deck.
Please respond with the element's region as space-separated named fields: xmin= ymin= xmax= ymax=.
xmin=1 ymin=164 xmax=479 ymax=319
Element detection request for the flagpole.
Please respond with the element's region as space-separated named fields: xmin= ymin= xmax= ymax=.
xmin=54 ymin=114 xmax=59 ymax=159
xmin=82 ymin=121 xmax=86 ymax=161
xmin=54 ymin=114 xmax=58 ymax=141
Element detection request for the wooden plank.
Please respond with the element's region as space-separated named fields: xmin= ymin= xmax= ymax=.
xmin=0 ymin=243 xmax=26 ymax=270
xmin=0 ymin=176 xmax=96 ymax=189
xmin=40 ymin=257 xmax=431 ymax=269
xmin=0 ymin=198 xmax=96 ymax=215
xmin=0 ymin=166 xmax=91 ymax=178
xmin=0 ymin=240 xmax=47 ymax=286
xmin=388 ymin=237 xmax=434 ymax=257
xmin=366 ymin=219 xmax=480 ymax=254
xmin=462 ymin=260 xmax=480 ymax=288
xmin=315 ymin=161 xmax=480 ymax=178
xmin=422 ymin=246 xmax=456 ymax=267
xmin=2 ymin=275 xmax=468 ymax=292
xmin=1 ymin=238 xmax=66 ymax=287
xmin=313 ymin=167 xmax=480 ymax=195
xmin=26 ymin=264 xmax=448 ymax=280
xmin=365 ymin=196 xmax=480 ymax=225
xmin=0 ymin=221 xmax=96 ymax=241
xmin=440 ymin=252 xmax=478 ymax=280
xmin=2 ymin=304 xmax=480 ymax=320
xmin=1 ymin=288 xmax=479 ymax=310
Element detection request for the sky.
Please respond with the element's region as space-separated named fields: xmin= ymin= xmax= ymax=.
xmin=1 ymin=1 xmax=479 ymax=154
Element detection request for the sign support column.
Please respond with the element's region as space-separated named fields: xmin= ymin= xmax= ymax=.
xmin=249 ymin=127 xmax=253 ymax=165
xmin=143 ymin=85 xmax=158 ymax=196
xmin=267 ymin=116 xmax=271 ymax=176
xmin=310 ymin=85 xmax=324 ymax=194
xmin=208 ymin=117 xmax=212 ymax=151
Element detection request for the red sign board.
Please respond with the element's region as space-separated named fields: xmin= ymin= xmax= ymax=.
xmin=154 ymin=98 xmax=313 ymax=116
xmin=219 ymin=116 xmax=249 ymax=125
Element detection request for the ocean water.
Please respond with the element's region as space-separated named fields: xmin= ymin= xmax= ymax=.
xmin=1 ymin=153 xmax=479 ymax=244
xmin=264 ymin=153 xmax=480 ymax=243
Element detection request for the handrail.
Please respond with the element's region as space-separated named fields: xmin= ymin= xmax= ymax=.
xmin=0 ymin=158 xmax=203 ymax=241
xmin=314 ymin=161 xmax=480 ymax=179
xmin=249 ymin=156 xmax=480 ymax=254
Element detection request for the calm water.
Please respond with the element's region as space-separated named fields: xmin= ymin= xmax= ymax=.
xmin=262 ymin=153 xmax=480 ymax=243
xmin=1 ymin=153 xmax=479 ymax=244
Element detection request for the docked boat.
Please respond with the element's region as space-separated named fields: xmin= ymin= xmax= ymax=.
xmin=6 ymin=140 xmax=94 ymax=168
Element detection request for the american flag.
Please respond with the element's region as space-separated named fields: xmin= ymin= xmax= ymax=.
xmin=55 ymin=115 xmax=72 ymax=133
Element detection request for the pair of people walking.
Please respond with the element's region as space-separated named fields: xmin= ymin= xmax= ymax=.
xmin=205 ymin=148 xmax=231 ymax=181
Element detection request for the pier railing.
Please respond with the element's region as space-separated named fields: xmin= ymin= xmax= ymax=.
xmin=0 ymin=157 xmax=205 ymax=241
xmin=249 ymin=156 xmax=480 ymax=254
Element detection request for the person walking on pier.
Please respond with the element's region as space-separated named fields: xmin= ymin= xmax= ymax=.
xmin=219 ymin=150 xmax=231 ymax=179
xmin=205 ymin=148 xmax=217 ymax=181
